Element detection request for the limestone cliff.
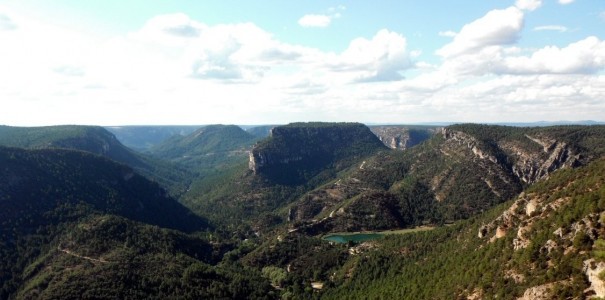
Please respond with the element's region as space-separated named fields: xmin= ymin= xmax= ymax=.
xmin=248 ymin=122 xmax=386 ymax=184
xmin=286 ymin=124 xmax=605 ymax=234
xmin=441 ymin=126 xmax=585 ymax=185
xmin=369 ymin=126 xmax=436 ymax=150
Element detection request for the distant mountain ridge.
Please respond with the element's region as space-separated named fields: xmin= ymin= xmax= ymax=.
xmin=0 ymin=125 xmax=191 ymax=194
xmin=105 ymin=125 xmax=201 ymax=151
xmin=151 ymin=124 xmax=256 ymax=160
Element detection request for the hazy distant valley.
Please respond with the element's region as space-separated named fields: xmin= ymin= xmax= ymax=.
xmin=2 ymin=122 xmax=605 ymax=299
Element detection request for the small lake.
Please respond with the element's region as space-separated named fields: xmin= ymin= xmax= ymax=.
xmin=323 ymin=233 xmax=384 ymax=244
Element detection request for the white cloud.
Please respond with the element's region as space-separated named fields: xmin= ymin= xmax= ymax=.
xmin=329 ymin=29 xmax=412 ymax=82
xmin=438 ymin=30 xmax=457 ymax=37
xmin=298 ymin=14 xmax=332 ymax=28
xmin=437 ymin=36 xmax=605 ymax=78
xmin=134 ymin=13 xmax=206 ymax=47
xmin=0 ymin=13 xmax=16 ymax=30
xmin=515 ymin=0 xmax=543 ymax=11
xmin=500 ymin=36 xmax=605 ymax=74
xmin=1 ymin=8 xmax=604 ymax=126
xmin=436 ymin=7 xmax=524 ymax=58
xmin=298 ymin=6 xmax=345 ymax=28
xmin=533 ymin=25 xmax=568 ymax=32
xmin=558 ymin=0 xmax=574 ymax=4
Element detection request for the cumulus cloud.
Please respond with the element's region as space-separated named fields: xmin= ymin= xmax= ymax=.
xmin=515 ymin=0 xmax=543 ymax=11
xmin=283 ymin=78 xmax=328 ymax=95
xmin=500 ymin=36 xmax=605 ymax=74
xmin=298 ymin=6 xmax=344 ymax=28
xmin=133 ymin=19 xmax=311 ymax=81
xmin=329 ymin=29 xmax=411 ymax=82
xmin=298 ymin=14 xmax=332 ymax=28
xmin=189 ymin=36 xmax=245 ymax=80
xmin=436 ymin=7 xmax=524 ymax=58
xmin=184 ymin=23 xmax=274 ymax=81
xmin=135 ymin=13 xmax=205 ymax=46
xmin=533 ymin=25 xmax=568 ymax=32
xmin=0 ymin=13 xmax=17 ymax=30
xmin=1 ymin=8 xmax=604 ymax=126
xmin=438 ymin=36 xmax=605 ymax=77
xmin=558 ymin=0 xmax=574 ymax=4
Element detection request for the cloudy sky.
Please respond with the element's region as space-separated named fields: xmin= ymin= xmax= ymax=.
xmin=1 ymin=0 xmax=604 ymax=125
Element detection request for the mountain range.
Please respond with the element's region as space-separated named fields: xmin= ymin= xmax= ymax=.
xmin=1 ymin=122 xmax=605 ymax=299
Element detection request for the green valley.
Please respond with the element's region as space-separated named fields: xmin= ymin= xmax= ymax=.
xmin=2 ymin=122 xmax=605 ymax=299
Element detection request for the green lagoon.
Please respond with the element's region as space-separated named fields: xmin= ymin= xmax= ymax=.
xmin=323 ymin=233 xmax=384 ymax=244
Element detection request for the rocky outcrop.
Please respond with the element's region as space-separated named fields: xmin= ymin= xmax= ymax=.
xmin=441 ymin=127 xmax=584 ymax=186
xmin=248 ymin=151 xmax=303 ymax=174
xmin=505 ymin=136 xmax=581 ymax=184
xmin=440 ymin=128 xmax=500 ymax=164
xmin=526 ymin=199 xmax=538 ymax=216
xmin=370 ymin=126 xmax=436 ymax=150
xmin=478 ymin=191 xmax=576 ymax=251
xmin=248 ymin=123 xmax=386 ymax=183
xmin=584 ymin=259 xmax=605 ymax=298
xmin=287 ymin=124 xmax=605 ymax=235
xmin=518 ymin=282 xmax=562 ymax=300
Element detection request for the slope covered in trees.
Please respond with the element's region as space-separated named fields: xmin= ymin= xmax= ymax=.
xmin=321 ymin=157 xmax=605 ymax=299
xmin=151 ymin=125 xmax=256 ymax=159
xmin=105 ymin=125 xmax=200 ymax=151
xmin=3 ymin=123 xmax=605 ymax=299
xmin=249 ymin=122 xmax=387 ymax=185
xmin=286 ymin=124 xmax=605 ymax=234
xmin=181 ymin=122 xmax=388 ymax=228
xmin=150 ymin=125 xmax=257 ymax=180
xmin=13 ymin=215 xmax=274 ymax=300
xmin=0 ymin=146 xmax=278 ymax=299
xmin=0 ymin=125 xmax=191 ymax=194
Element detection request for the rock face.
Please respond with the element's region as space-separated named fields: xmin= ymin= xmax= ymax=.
xmin=248 ymin=122 xmax=386 ymax=184
xmin=584 ymin=259 xmax=605 ymax=298
xmin=369 ymin=126 xmax=436 ymax=150
xmin=518 ymin=282 xmax=559 ymax=300
xmin=504 ymin=135 xmax=581 ymax=184
xmin=440 ymin=126 xmax=586 ymax=186
xmin=284 ymin=124 xmax=605 ymax=234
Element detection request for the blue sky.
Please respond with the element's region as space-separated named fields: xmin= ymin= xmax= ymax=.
xmin=1 ymin=0 xmax=604 ymax=125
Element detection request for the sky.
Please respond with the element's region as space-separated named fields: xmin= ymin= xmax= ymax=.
xmin=0 ymin=0 xmax=604 ymax=126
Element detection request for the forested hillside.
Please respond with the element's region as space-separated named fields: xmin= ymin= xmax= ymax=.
xmin=0 ymin=146 xmax=274 ymax=299
xmin=286 ymin=124 xmax=605 ymax=235
xmin=105 ymin=125 xmax=200 ymax=151
xmin=2 ymin=123 xmax=605 ymax=299
xmin=0 ymin=125 xmax=191 ymax=195
xmin=150 ymin=125 xmax=257 ymax=180
xmin=321 ymin=157 xmax=605 ymax=299
xmin=181 ymin=122 xmax=387 ymax=228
